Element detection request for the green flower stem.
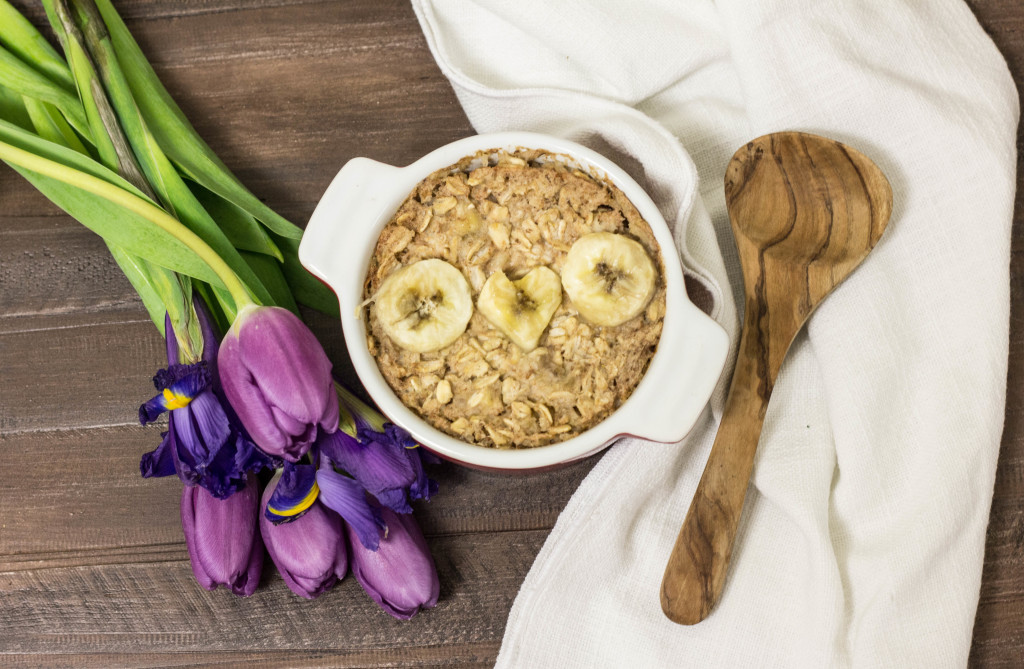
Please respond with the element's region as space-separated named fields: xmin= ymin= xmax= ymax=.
xmin=0 ymin=138 xmax=255 ymax=311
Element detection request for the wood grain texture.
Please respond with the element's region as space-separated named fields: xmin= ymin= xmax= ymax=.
xmin=0 ymin=531 xmax=546 ymax=654
xmin=661 ymin=132 xmax=893 ymax=625
xmin=0 ymin=0 xmax=1021 ymax=666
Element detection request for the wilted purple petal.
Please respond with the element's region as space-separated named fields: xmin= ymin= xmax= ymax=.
xmin=234 ymin=432 xmax=280 ymax=475
xmin=373 ymin=488 xmax=412 ymax=514
xmin=260 ymin=476 xmax=347 ymax=599
xmin=181 ymin=478 xmax=263 ymax=597
xmin=140 ymin=429 xmax=176 ymax=478
xmin=316 ymin=467 xmax=385 ymax=551
xmin=318 ymin=430 xmax=415 ymax=510
xmin=346 ymin=505 xmax=439 ymax=620
xmin=139 ymin=393 xmax=169 ymax=425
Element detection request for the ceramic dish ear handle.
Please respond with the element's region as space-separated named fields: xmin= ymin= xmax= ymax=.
xmin=299 ymin=157 xmax=405 ymax=289
xmin=630 ymin=304 xmax=730 ymax=444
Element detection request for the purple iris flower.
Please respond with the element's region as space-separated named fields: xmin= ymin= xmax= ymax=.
xmin=319 ymin=388 xmax=439 ymax=514
xmin=139 ymin=299 xmax=274 ymax=499
xmin=315 ymin=462 xmax=387 ymax=551
xmin=346 ymin=503 xmax=439 ymax=620
xmin=218 ymin=305 xmax=339 ymax=463
xmin=260 ymin=471 xmax=349 ymax=599
xmin=181 ymin=477 xmax=263 ymax=596
xmin=262 ymin=458 xmax=386 ymax=554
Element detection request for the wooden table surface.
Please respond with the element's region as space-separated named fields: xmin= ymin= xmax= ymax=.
xmin=1 ymin=1 xmax=1020 ymax=667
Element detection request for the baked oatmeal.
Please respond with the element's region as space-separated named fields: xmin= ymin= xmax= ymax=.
xmin=362 ymin=148 xmax=666 ymax=448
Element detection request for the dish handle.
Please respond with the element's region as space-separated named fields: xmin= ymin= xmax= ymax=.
xmin=299 ymin=157 xmax=406 ymax=290
xmin=630 ymin=305 xmax=730 ymax=444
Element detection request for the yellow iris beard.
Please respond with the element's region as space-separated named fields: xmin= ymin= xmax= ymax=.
xmin=268 ymin=481 xmax=320 ymax=517
xmin=162 ymin=387 xmax=194 ymax=410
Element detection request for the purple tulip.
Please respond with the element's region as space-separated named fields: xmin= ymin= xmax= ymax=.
xmin=346 ymin=505 xmax=439 ymax=620
xmin=218 ymin=305 xmax=339 ymax=462
xmin=181 ymin=477 xmax=263 ymax=596
xmin=260 ymin=472 xmax=348 ymax=599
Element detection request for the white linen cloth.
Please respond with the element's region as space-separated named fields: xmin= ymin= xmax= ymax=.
xmin=410 ymin=1 xmax=1019 ymax=666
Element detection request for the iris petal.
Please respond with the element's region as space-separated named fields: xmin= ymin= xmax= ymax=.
xmin=319 ymin=430 xmax=415 ymax=494
xmin=316 ymin=467 xmax=385 ymax=550
xmin=171 ymin=401 xmax=207 ymax=468
xmin=140 ymin=429 xmax=176 ymax=478
xmin=139 ymin=392 xmax=170 ymax=425
xmin=266 ymin=463 xmax=319 ymax=523
xmin=188 ymin=391 xmax=232 ymax=457
xmin=374 ymin=488 xmax=412 ymax=514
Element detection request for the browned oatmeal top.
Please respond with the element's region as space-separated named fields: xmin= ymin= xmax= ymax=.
xmin=363 ymin=149 xmax=666 ymax=448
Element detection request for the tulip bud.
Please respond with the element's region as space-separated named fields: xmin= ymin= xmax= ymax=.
xmin=181 ymin=478 xmax=263 ymax=596
xmin=260 ymin=474 xmax=348 ymax=599
xmin=346 ymin=506 xmax=439 ymax=619
xmin=218 ymin=305 xmax=339 ymax=462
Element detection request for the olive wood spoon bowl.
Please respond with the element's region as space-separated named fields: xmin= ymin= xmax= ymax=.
xmin=660 ymin=131 xmax=892 ymax=625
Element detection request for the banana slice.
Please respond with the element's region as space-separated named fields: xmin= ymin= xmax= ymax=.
xmin=373 ymin=259 xmax=473 ymax=353
xmin=477 ymin=267 xmax=562 ymax=352
xmin=561 ymin=232 xmax=657 ymax=327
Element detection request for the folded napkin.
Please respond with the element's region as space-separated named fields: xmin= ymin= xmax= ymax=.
xmin=411 ymin=1 xmax=1019 ymax=666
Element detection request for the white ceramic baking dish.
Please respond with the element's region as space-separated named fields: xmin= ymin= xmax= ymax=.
xmin=299 ymin=132 xmax=728 ymax=472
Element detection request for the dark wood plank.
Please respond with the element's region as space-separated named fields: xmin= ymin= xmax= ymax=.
xmin=0 ymin=531 xmax=543 ymax=657
xmin=1 ymin=222 xmax=141 ymax=322
xmin=0 ymin=320 xmax=163 ymax=433
xmin=0 ymin=425 xmax=596 ymax=566
xmin=1 ymin=651 xmax=496 ymax=669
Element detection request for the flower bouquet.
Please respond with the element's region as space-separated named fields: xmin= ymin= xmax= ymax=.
xmin=0 ymin=0 xmax=439 ymax=618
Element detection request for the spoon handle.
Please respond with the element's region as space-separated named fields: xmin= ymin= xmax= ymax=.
xmin=660 ymin=325 xmax=772 ymax=625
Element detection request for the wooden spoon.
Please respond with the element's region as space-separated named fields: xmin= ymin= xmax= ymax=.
xmin=660 ymin=131 xmax=892 ymax=625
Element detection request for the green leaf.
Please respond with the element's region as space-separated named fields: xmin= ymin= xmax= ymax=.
xmin=106 ymin=242 xmax=170 ymax=334
xmin=0 ymin=0 xmax=76 ymax=91
xmin=9 ymin=160 xmax=224 ymax=285
xmin=108 ymin=247 xmax=213 ymax=363
xmin=41 ymin=0 xmax=118 ymax=167
xmin=90 ymin=0 xmax=304 ymax=241
xmin=143 ymin=268 xmax=205 ymax=363
xmin=0 ymin=121 xmax=224 ymax=286
xmin=66 ymin=2 xmax=279 ymax=310
xmin=0 ymin=83 xmax=34 ymax=131
xmin=240 ymin=250 xmax=299 ymax=315
xmin=0 ymin=116 xmax=146 ymax=198
xmin=24 ymin=97 xmax=89 ymax=154
xmin=194 ymin=281 xmax=231 ymax=336
xmin=0 ymin=43 xmax=89 ymax=137
xmin=187 ymin=178 xmax=283 ymax=260
xmin=273 ymin=232 xmax=341 ymax=317
xmin=11 ymin=74 xmax=197 ymax=355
